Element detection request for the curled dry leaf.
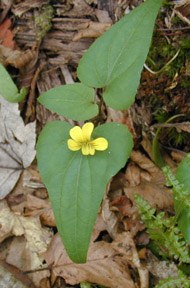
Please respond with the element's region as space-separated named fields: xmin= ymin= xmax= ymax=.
xmin=144 ymin=250 xmax=179 ymax=280
xmin=0 ymin=97 xmax=36 ymax=199
xmin=0 ymin=200 xmax=52 ymax=286
xmin=0 ymin=200 xmax=24 ymax=243
xmin=73 ymin=21 xmax=111 ymax=41
xmin=25 ymin=194 xmax=56 ymax=227
xmin=125 ymin=179 xmax=173 ymax=210
xmin=44 ymin=234 xmax=136 ymax=288
xmin=101 ymin=196 xmax=119 ymax=239
xmin=0 ymin=19 xmax=15 ymax=49
xmin=125 ymin=151 xmax=173 ymax=209
xmin=0 ymin=45 xmax=35 ymax=68
xmin=0 ymin=200 xmax=52 ymax=249
xmin=0 ymin=261 xmax=34 ymax=288
xmin=6 ymin=236 xmax=50 ymax=287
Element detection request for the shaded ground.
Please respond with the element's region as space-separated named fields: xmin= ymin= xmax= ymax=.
xmin=0 ymin=0 xmax=190 ymax=287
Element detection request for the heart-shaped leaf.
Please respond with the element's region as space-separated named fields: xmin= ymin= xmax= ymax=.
xmin=38 ymin=83 xmax=98 ymax=121
xmin=176 ymin=154 xmax=190 ymax=243
xmin=77 ymin=0 xmax=162 ymax=110
xmin=0 ymin=64 xmax=27 ymax=102
xmin=37 ymin=121 xmax=133 ymax=263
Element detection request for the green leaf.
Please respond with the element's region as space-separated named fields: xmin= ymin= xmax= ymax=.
xmin=38 ymin=83 xmax=98 ymax=121
xmin=77 ymin=0 xmax=163 ymax=110
xmin=0 ymin=64 xmax=27 ymax=102
xmin=36 ymin=121 xmax=133 ymax=263
xmin=176 ymin=154 xmax=190 ymax=243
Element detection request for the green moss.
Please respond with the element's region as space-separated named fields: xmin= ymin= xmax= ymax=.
xmin=34 ymin=5 xmax=54 ymax=43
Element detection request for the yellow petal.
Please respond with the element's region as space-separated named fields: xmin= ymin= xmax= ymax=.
xmin=69 ymin=126 xmax=83 ymax=142
xmin=81 ymin=143 xmax=90 ymax=155
xmin=89 ymin=145 xmax=95 ymax=155
xmin=82 ymin=122 xmax=94 ymax=141
xmin=91 ymin=137 xmax=108 ymax=151
xmin=67 ymin=139 xmax=81 ymax=151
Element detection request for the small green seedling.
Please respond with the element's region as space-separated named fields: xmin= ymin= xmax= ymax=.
xmin=0 ymin=63 xmax=27 ymax=102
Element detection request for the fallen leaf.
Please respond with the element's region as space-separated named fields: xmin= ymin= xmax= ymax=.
xmin=144 ymin=250 xmax=178 ymax=280
xmin=0 ymin=199 xmax=52 ymax=286
xmin=0 ymin=260 xmax=35 ymax=288
xmin=0 ymin=97 xmax=36 ymax=199
xmin=0 ymin=200 xmax=52 ymax=247
xmin=124 ymin=151 xmax=173 ymax=209
xmin=125 ymin=180 xmax=173 ymax=210
xmin=0 ymin=45 xmax=35 ymax=68
xmin=101 ymin=196 xmax=119 ymax=239
xmin=0 ymin=18 xmax=15 ymax=48
xmin=44 ymin=234 xmax=136 ymax=288
xmin=25 ymin=194 xmax=56 ymax=227
xmin=73 ymin=21 xmax=111 ymax=41
xmin=0 ymin=200 xmax=26 ymax=242
xmin=6 ymin=236 xmax=50 ymax=287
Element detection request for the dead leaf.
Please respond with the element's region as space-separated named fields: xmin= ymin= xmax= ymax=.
xmin=124 ymin=180 xmax=173 ymax=210
xmin=144 ymin=250 xmax=178 ymax=280
xmin=25 ymin=194 xmax=56 ymax=227
xmin=130 ymin=150 xmax=164 ymax=182
xmin=12 ymin=0 xmax=49 ymax=17
xmin=0 ymin=18 xmax=15 ymax=48
xmin=0 ymin=199 xmax=52 ymax=286
xmin=101 ymin=196 xmax=119 ymax=239
xmin=44 ymin=234 xmax=136 ymax=288
xmin=0 ymin=260 xmax=35 ymax=288
xmin=110 ymin=194 xmax=145 ymax=237
xmin=0 ymin=200 xmax=52 ymax=247
xmin=124 ymin=151 xmax=173 ymax=209
xmin=6 ymin=236 xmax=50 ymax=287
xmin=0 ymin=200 xmax=24 ymax=243
xmin=125 ymin=162 xmax=141 ymax=186
xmin=152 ymin=122 xmax=190 ymax=133
xmin=0 ymin=97 xmax=36 ymax=199
xmin=73 ymin=21 xmax=111 ymax=41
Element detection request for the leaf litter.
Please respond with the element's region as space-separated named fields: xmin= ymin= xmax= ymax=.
xmin=0 ymin=97 xmax=36 ymax=199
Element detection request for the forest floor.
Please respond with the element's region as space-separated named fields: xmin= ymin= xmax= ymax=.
xmin=0 ymin=0 xmax=190 ymax=287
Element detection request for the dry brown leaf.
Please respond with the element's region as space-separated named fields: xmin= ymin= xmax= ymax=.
xmin=6 ymin=236 xmax=50 ymax=287
xmin=0 ymin=97 xmax=36 ymax=199
xmin=0 ymin=260 xmax=35 ymax=288
xmin=0 ymin=201 xmax=52 ymax=286
xmin=0 ymin=200 xmax=52 ymax=252
xmin=44 ymin=234 xmax=136 ymax=288
xmin=124 ymin=151 xmax=173 ymax=209
xmin=110 ymin=194 xmax=145 ymax=237
xmin=12 ymin=0 xmax=49 ymax=17
xmin=101 ymin=196 xmax=119 ymax=239
xmin=0 ymin=200 xmax=24 ymax=242
xmin=144 ymin=250 xmax=178 ymax=281
xmin=73 ymin=21 xmax=111 ymax=41
xmin=125 ymin=162 xmax=141 ymax=186
xmin=0 ymin=18 xmax=15 ymax=48
xmin=25 ymin=194 xmax=56 ymax=227
xmin=107 ymin=108 xmax=137 ymax=140
xmin=130 ymin=150 xmax=164 ymax=182
xmin=124 ymin=180 xmax=173 ymax=210
xmin=0 ymin=45 xmax=35 ymax=68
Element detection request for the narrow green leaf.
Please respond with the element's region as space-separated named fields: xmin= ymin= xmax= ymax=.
xmin=0 ymin=64 xmax=26 ymax=102
xmin=176 ymin=154 xmax=190 ymax=243
xmin=77 ymin=0 xmax=162 ymax=110
xmin=36 ymin=121 xmax=133 ymax=263
xmin=38 ymin=83 xmax=98 ymax=121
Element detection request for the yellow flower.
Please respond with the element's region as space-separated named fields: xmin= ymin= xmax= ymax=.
xmin=67 ymin=122 xmax=108 ymax=155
